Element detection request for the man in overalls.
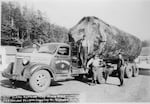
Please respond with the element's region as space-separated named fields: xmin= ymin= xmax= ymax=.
xmin=87 ymin=54 xmax=104 ymax=85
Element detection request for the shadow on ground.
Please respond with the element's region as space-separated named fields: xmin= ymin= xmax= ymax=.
xmin=0 ymin=79 xmax=63 ymax=92
xmin=139 ymin=68 xmax=150 ymax=76
xmin=0 ymin=79 xmax=32 ymax=91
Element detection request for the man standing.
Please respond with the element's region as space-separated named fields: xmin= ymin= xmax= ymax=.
xmin=87 ymin=54 xmax=104 ymax=85
xmin=79 ymin=34 xmax=89 ymax=70
xmin=117 ymin=53 xmax=125 ymax=86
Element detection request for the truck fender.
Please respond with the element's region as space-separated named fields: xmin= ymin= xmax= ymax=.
xmin=3 ymin=62 xmax=14 ymax=74
xmin=29 ymin=64 xmax=56 ymax=80
xmin=2 ymin=62 xmax=14 ymax=78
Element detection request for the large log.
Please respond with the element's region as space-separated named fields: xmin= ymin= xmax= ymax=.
xmin=69 ymin=16 xmax=142 ymax=61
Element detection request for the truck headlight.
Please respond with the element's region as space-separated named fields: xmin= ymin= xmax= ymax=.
xmin=22 ymin=57 xmax=30 ymax=65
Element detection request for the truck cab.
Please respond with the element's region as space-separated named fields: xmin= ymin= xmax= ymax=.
xmin=2 ymin=43 xmax=86 ymax=92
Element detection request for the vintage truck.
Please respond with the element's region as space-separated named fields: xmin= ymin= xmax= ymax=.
xmin=2 ymin=42 xmax=139 ymax=92
xmin=2 ymin=43 xmax=89 ymax=92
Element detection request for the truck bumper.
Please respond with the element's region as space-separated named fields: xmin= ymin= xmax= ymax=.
xmin=2 ymin=71 xmax=26 ymax=81
xmin=2 ymin=62 xmax=27 ymax=81
xmin=2 ymin=71 xmax=17 ymax=79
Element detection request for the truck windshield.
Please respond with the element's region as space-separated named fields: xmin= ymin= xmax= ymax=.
xmin=38 ymin=44 xmax=58 ymax=54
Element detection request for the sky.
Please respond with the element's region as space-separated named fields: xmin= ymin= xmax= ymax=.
xmin=2 ymin=0 xmax=150 ymax=40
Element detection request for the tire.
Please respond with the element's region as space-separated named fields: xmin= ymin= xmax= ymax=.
xmin=124 ymin=64 xmax=133 ymax=78
xmin=29 ymin=70 xmax=51 ymax=92
xmin=133 ymin=65 xmax=139 ymax=77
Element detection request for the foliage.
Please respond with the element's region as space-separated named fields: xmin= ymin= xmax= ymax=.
xmin=1 ymin=1 xmax=68 ymax=47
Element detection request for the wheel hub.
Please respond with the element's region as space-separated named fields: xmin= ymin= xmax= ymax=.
xmin=36 ymin=74 xmax=47 ymax=87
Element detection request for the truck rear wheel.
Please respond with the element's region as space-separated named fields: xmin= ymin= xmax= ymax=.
xmin=124 ymin=65 xmax=133 ymax=78
xmin=133 ymin=65 xmax=139 ymax=77
xmin=29 ymin=70 xmax=51 ymax=92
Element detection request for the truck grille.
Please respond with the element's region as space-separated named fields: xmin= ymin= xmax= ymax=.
xmin=13 ymin=57 xmax=24 ymax=75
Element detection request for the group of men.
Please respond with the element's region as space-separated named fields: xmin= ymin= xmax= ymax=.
xmin=78 ymin=34 xmax=125 ymax=86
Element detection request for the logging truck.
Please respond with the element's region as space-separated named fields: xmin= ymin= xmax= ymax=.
xmin=2 ymin=16 xmax=142 ymax=92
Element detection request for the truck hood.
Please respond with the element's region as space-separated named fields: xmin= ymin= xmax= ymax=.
xmin=16 ymin=52 xmax=54 ymax=65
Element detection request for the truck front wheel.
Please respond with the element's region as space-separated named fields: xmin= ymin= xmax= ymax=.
xmin=29 ymin=70 xmax=51 ymax=92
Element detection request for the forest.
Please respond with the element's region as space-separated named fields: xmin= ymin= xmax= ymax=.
xmin=1 ymin=1 xmax=68 ymax=47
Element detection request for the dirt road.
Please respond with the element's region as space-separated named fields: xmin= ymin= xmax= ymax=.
xmin=0 ymin=70 xmax=150 ymax=102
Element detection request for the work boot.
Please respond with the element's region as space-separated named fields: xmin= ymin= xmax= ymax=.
xmin=118 ymin=82 xmax=124 ymax=87
xmin=118 ymin=84 xmax=123 ymax=87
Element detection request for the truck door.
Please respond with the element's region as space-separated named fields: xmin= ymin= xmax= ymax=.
xmin=54 ymin=46 xmax=71 ymax=74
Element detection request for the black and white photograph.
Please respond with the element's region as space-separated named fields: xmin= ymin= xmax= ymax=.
xmin=0 ymin=0 xmax=150 ymax=103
